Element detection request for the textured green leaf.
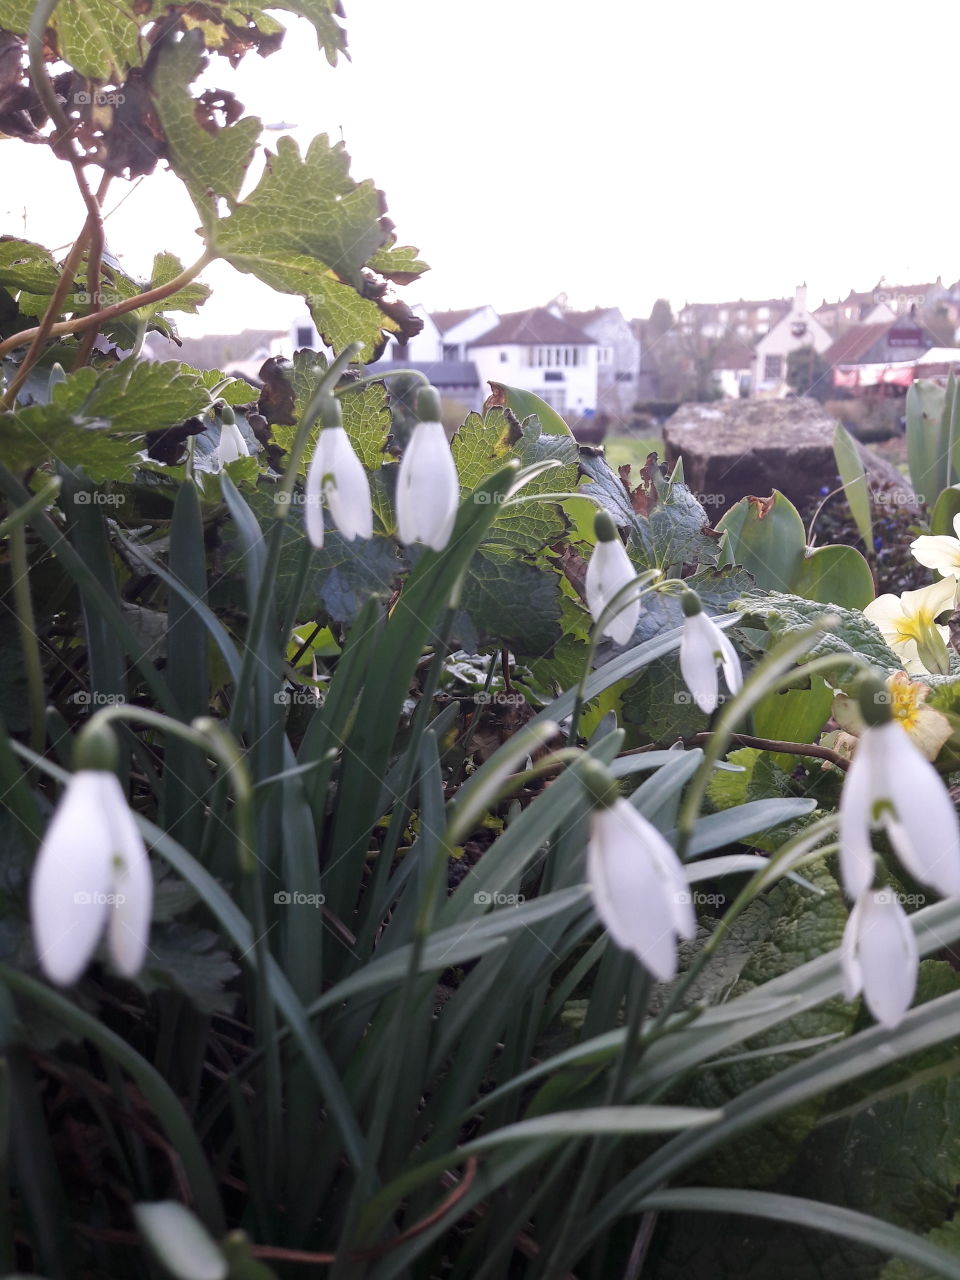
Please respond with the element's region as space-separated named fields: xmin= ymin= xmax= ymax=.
xmin=138 ymin=925 xmax=239 ymax=1015
xmin=261 ymin=350 xmax=391 ymax=470
xmin=136 ymin=252 xmax=212 ymax=318
xmin=632 ymin=482 xmax=720 ymax=572
xmin=0 ymin=0 xmax=144 ymax=79
xmin=149 ymin=30 xmax=261 ymax=218
xmin=0 ymin=239 xmax=60 ymax=294
xmin=674 ymin=863 xmax=854 ymax=1188
xmin=456 ymin=548 xmax=563 ymax=656
xmin=882 ymin=1218 xmax=960 ymax=1280
xmin=215 ymin=133 xmax=388 ymax=286
xmin=54 ymin=361 xmax=212 ymax=432
xmin=0 ymin=402 xmax=141 ymax=481
xmin=267 ymin=0 xmax=348 ymax=63
xmin=367 ymin=239 xmax=429 ymax=284
xmin=735 ymin=590 xmax=902 ymax=679
xmin=189 ymin=368 xmax=259 ymax=405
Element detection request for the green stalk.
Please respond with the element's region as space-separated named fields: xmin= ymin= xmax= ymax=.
xmin=9 ymin=525 xmax=45 ymax=754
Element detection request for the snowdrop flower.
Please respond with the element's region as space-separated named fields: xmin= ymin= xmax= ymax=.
xmin=841 ymin=887 xmax=918 ymax=1029
xmin=584 ymin=763 xmax=696 ymax=982
xmin=31 ymin=725 xmax=152 ymax=986
xmin=217 ymin=409 xmax=250 ymax=467
xmin=910 ymin=514 xmax=960 ymax=579
xmin=838 ymin=673 xmax=960 ymax=900
xmin=304 ymin=421 xmax=373 ymax=549
xmin=863 ymin=577 xmax=955 ymax=675
xmin=678 ymin=591 xmax=743 ymax=715
xmin=396 ymin=386 xmax=460 ymax=551
xmin=585 ymin=511 xmax=641 ymax=645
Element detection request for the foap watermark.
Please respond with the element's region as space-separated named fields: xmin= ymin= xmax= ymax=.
xmin=74 ymin=891 xmax=126 ymax=907
xmin=473 ymin=491 xmax=508 ymax=505
xmin=274 ymin=491 xmax=320 ymax=508
xmin=675 ymin=890 xmax=726 ymax=907
xmin=871 ymin=489 xmax=918 ymax=507
xmin=474 ymin=691 xmax=526 ymax=707
xmin=74 ymin=90 xmax=125 ymax=107
xmin=693 ymin=492 xmax=727 ymax=508
xmin=474 ymin=890 xmax=525 ymax=906
xmin=274 ymin=890 xmax=326 ymax=907
xmin=71 ymin=691 xmax=126 ymax=709
xmin=675 ymin=689 xmax=728 ymax=710
xmin=274 ymin=688 xmax=320 ymax=706
xmin=873 ymin=887 xmax=926 ymax=907
xmin=73 ymin=490 xmax=125 ymax=506
xmin=74 ymin=288 xmax=124 ymax=307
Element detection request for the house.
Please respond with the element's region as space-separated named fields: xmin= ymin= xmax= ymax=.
xmin=364 ymin=359 xmax=483 ymax=413
xmin=553 ymin=305 xmax=640 ymax=426
xmin=711 ymin=336 xmax=755 ymax=399
xmin=431 ymin=306 xmax=499 ymax=361
xmin=678 ymin=297 xmax=790 ymax=341
xmin=752 ymin=286 xmax=833 ymax=397
xmin=823 ymin=316 xmax=932 ymax=372
xmin=143 ymin=328 xmax=286 ymax=382
xmin=464 ymin=307 xmax=598 ymax=418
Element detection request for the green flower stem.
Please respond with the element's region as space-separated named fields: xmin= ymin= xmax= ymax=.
xmin=276 ymin=343 xmax=362 ymax=508
xmin=9 ymin=524 xmax=46 ymax=754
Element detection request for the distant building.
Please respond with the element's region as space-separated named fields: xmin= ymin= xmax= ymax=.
xmin=464 ymin=307 xmax=598 ymax=417
xmin=752 ymin=286 xmax=833 ymax=397
xmin=143 ymin=328 xmax=285 ymax=382
xmin=365 ymin=359 xmax=483 ymax=413
xmin=431 ymin=306 xmax=499 ymax=361
xmin=823 ymin=316 xmax=932 ymax=371
xmin=554 ymin=305 xmax=640 ymax=426
xmin=678 ymin=296 xmax=790 ymax=341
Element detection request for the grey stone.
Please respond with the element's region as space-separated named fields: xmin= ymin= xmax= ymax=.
xmin=662 ymin=396 xmax=916 ymax=517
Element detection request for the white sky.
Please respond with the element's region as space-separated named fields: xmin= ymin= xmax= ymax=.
xmin=4 ymin=0 xmax=960 ymax=336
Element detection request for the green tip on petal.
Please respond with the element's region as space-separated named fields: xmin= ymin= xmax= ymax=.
xmin=73 ymin=718 xmax=120 ymax=773
xmin=856 ymin=672 xmax=893 ymax=727
xmin=594 ymin=511 xmax=618 ymax=543
xmin=320 ymin=394 xmax=343 ymax=431
xmin=680 ymin=590 xmax=702 ymax=618
xmin=581 ymin=760 xmax=620 ymax=810
xmin=218 ymin=403 xmax=236 ymax=425
xmin=416 ymin=385 xmax=442 ymax=423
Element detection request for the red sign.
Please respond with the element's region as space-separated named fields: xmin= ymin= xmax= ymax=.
xmin=888 ymin=327 xmax=924 ymax=347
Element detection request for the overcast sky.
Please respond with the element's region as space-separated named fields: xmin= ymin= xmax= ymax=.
xmin=4 ymin=0 xmax=959 ymax=336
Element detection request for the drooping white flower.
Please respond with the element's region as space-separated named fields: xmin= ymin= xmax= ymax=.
xmin=587 ymin=796 xmax=696 ymax=982
xmin=910 ymin=514 xmax=960 ymax=579
xmin=30 ymin=770 xmax=153 ymax=985
xmin=841 ymin=888 xmax=919 ymax=1029
xmin=304 ymin=424 xmax=373 ymax=549
xmin=863 ymin=577 xmax=955 ymax=675
xmin=679 ymin=592 xmax=743 ymax=715
xmin=217 ymin=419 xmax=250 ymax=466
xmin=585 ymin=513 xmax=641 ymax=645
xmin=838 ymin=680 xmax=960 ymax=900
xmin=396 ymin=420 xmax=460 ymax=551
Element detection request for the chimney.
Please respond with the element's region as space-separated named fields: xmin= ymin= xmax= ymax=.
xmin=795 ymin=283 xmax=808 ymax=313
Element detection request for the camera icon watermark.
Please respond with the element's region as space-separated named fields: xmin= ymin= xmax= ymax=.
xmin=674 ymin=689 xmax=727 ymax=710
xmin=871 ymin=489 xmax=916 ymax=507
xmin=74 ymin=288 xmax=122 ymax=307
xmin=473 ymin=491 xmax=508 ymax=505
xmin=74 ymin=90 xmax=125 ymax=107
xmin=474 ymin=691 xmax=526 ymax=707
xmin=274 ymin=890 xmax=325 ymax=907
xmin=73 ymin=490 xmax=125 ymax=506
xmin=474 ymin=890 xmax=525 ymax=906
xmin=274 ymin=688 xmax=320 ymax=706
xmin=74 ymin=890 xmax=126 ymax=907
xmin=675 ymin=890 xmax=725 ymax=907
xmin=872 ymin=888 xmax=926 ymax=907
xmin=71 ymin=691 xmax=126 ymax=709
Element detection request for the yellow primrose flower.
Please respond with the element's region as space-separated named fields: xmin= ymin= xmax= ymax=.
xmin=911 ymin=514 xmax=960 ymax=579
xmin=832 ymin=671 xmax=952 ymax=761
xmin=863 ymin=577 xmax=956 ymax=675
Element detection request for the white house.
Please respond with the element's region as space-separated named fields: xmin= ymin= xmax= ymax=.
xmin=556 ymin=305 xmax=641 ymax=425
xmin=465 ymin=307 xmax=598 ymax=416
xmin=433 ymin=306 xmax=500 ymax=360
xmin=752 ymin=286 xmax=834 ymax=398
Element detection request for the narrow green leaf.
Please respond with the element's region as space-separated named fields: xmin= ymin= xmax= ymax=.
xmin=832 ymin=421 xmax=873 ymax=546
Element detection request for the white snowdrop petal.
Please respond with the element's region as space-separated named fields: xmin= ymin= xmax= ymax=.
xmin=857 ymin=893 xmax=918 ymax=1029
xmin=30 ymin=772 xmax=114 ymax=985
xmin=397 ymin=421 xmax=460 ymax=550
xmin=588 ymin=804 xmax=680 ymax=982
xmin=322 ymin=427 xmax=373 ymax=542
xmin=586 ymin=539 xmax=640 ymax=645
xmin=837 ymin=735 xmax=879 ymax=898
xmin=103 ymin=776 xmax=153 ymax=977
xmin=679 ymin=612 xmax=720 ymax=715
xmin=840 ymin=900 xmax=863 ymax=1002
xmin=879 ymin=722 xmax=960 ymax=896
xmin=218 ymin=421 xmax=249 ymax=465
xmin=303 ymin=441 xmax=327 ymax=549
xmin=716 ymin=625 xmax=743 ymax=694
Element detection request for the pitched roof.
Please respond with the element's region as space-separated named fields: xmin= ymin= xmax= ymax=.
xmin=147 ymin=328 xmax=283 ymax=372
xmin=822 ymin=322 xmax=893 ymax=365
xmin=468 ymin=307 xmax=596 ymax=347
xmin=563 ymin=307 xmax=608 ymax=328
xmin=431 ymin=307 xmax=487 ymax=333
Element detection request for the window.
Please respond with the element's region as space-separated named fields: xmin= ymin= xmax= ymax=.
xmin=499 ymin=351 xmax=508 ymax=363
xmin=538 ymin=388 xmax=567 ymax=411
xmin=544 ymin=370 xmax=563 ymax=382
xmin=719 ymin=309 xmax=728 ymax=323
xmin=296 ymin=326 xmax=313 ymax=347
xmin=615 ymin=371 xmax=633 ymax=382
xmin=599 ymin=347 xmax=613 ymax=365
xmin=764 ymin=354 xmax=783 ymax=380
xmin=757 ymin=306 xmax=769 ymax=321
xmin=442 ymin=343 xmax=459 ymax=362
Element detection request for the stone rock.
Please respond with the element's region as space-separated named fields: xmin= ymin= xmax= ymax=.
xmin=662 ymin=397 xmax=916 ymax=519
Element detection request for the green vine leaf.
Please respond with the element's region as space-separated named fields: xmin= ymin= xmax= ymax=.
xmin=267 ymin=0 xmax=349 ymax=63
xmin=0 ymin=238 xmax=61 ymax=294
xmin=0 ymin=0 xmax=144 ymax=79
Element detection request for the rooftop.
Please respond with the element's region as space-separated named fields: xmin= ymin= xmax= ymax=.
xmin=468 ymin=307 xmax=596 ymax=347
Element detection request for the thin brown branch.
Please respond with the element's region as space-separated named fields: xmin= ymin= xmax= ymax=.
xmin=71 ymin=169 xmax=113 ymax=369
xmin=627 ymin=732 xmax=850 ymax=771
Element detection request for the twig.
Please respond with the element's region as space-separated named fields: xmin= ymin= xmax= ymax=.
xmin=627 ymin=731 xmax=850 ymax=771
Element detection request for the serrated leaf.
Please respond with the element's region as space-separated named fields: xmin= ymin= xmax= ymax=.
xmin=189 ymin=368 xmax=259 ymax=405
xmin=139 ymin=924 xmax=240 ymax=1015
xmin=632 ymin=480 xmax=720 ymax=572
xmin=0 ymin=401 xmax=142 ymax=481
xmin=881 ymin=1217 xmax=960 ymax=1280
xmin=367 ymin=239 xmax=429 ymax=284
xmin=455 ymin=548 xmax=563 ymax=656
xmin=135 ymin=252 xmax=212 ymax=318
xmin=55 ymin=361 xmax=212 ymax=432
xmin=149 ymin=30 xmax=261 ymax=220
xmin=267 ymin=0 xmax=348 ymax=63
xmin=0 ymin=238 xmax=61 ymax=294
xmin=0 ymin=0 xmax=144 ymax=79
